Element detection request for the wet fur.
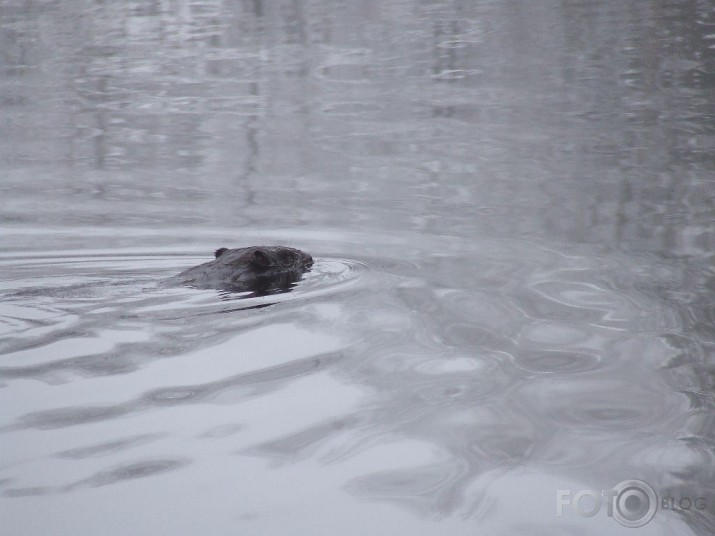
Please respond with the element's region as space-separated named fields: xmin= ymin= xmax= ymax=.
xmin=168 ymin=246 xmax=313 ymax=294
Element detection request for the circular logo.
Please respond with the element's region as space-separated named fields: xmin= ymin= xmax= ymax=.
xmin=612 ymin=479 xmax=658 ymax=528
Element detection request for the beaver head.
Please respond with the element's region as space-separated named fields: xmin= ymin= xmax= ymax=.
xmin=172 ymin=246 xmax=313 ymax=294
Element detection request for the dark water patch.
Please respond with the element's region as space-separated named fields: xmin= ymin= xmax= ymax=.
xmin=473 ymin=431 xmax=536 ymax=463
xmin=244 ymin=416 xmax=360 ymax=460
xmin=14 ymin=405 xmax=132 ymax=430
xmin=3 ymin=486 xmax=53 ymax=498
xmin=440 ymin=323 xmax=515 ymax=352
xmin=0 ymin=352 xmax=141 ymax=382
xmin=199 ymin=423 xmax=243 ymax=439
xmin=512 ymin=350 xmax=602 ymax=374
xmin=12 ymin=351 xmax=342 ymax=431
xmin=4 ymin=458 xmax=190 ymax=497
xmin=147 ymin=387 xmax=203 ymax=405
xmin=55 ymin=433 xmax=166 ymax=459
xmin=67 ymin=458 xmax=189 ymax=490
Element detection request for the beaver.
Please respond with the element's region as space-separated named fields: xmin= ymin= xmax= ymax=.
xmin=168 ymin=246 xmax=313 ymax=295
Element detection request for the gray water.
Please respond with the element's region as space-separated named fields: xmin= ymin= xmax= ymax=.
xmin=1 ymin=1 xmax=714 ymax=534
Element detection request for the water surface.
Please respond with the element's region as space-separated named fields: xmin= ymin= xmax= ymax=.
xmin=1 ymin=1 xmax=714 ymax=535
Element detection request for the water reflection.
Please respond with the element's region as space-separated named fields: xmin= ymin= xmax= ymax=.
xmin=1 ymin=0 xmax=712 ymax=257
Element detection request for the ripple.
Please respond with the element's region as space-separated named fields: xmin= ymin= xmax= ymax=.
xmin=55 ymin=434 xmax=164 ymax=459
xmin=289 ymin=258 xmax=366 ymax=298
xmin=3 ymin=486 xmax=53 ymax=498
xmin=517 ymin=276 xmax=678 ymax=331
xmin=348 ymin=465 xmax=449 ymax=496
xmin=411 ymin=368 xmax=508 ymax=406
xmin=445 ymin=290 xmax=524 ymax=329
xmin=345 ymin=462 xmax=463 ymax=513
xmin=13 ymin=352 xmax=341 ymax=430
xmin=554 ymin=403 xmax=654 ymax=431
xmin=440 ymin=322 xmax=514 ymax=352
xmin=245 ymin=417 xmax=358 ymax=460
xmin=511 ymin=350 xmax=602 ymax=374
xmin=0 ymin=252 xmax=174 ymax=302
xmin=70 ymin=458 xmax=189 ymax=489
xmin=0 ymin=253 xmax=366 ymax=351
xmin=525 ymin=379 xmax=684 ymax=432
xmin=147 ymin=387 xmax=201 ymax=405
xmin=16 ymin=404 xmax=131 ymax=430
xmin=199 ymin=423 xmax=243 ymax=439
xmin=0 ymin=234 xmax=702 ymax=528
xmin=474 ymin=431 xmax=536 ymax=462
xmin=2 ymin=458 xmax=190 ymax=497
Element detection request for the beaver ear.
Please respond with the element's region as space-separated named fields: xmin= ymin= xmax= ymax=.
xmin=250 ymin=250 xmax=271 ymax=269
xmin=214 ymin=248 xmax=229 ymax=258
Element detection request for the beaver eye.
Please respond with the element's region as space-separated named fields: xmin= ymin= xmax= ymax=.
xmin=250 ymin=250 xmax=271 ymax=269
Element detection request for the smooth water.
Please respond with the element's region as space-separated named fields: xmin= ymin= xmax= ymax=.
xmin=1 ymin=1 xmax=714 ymax=534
